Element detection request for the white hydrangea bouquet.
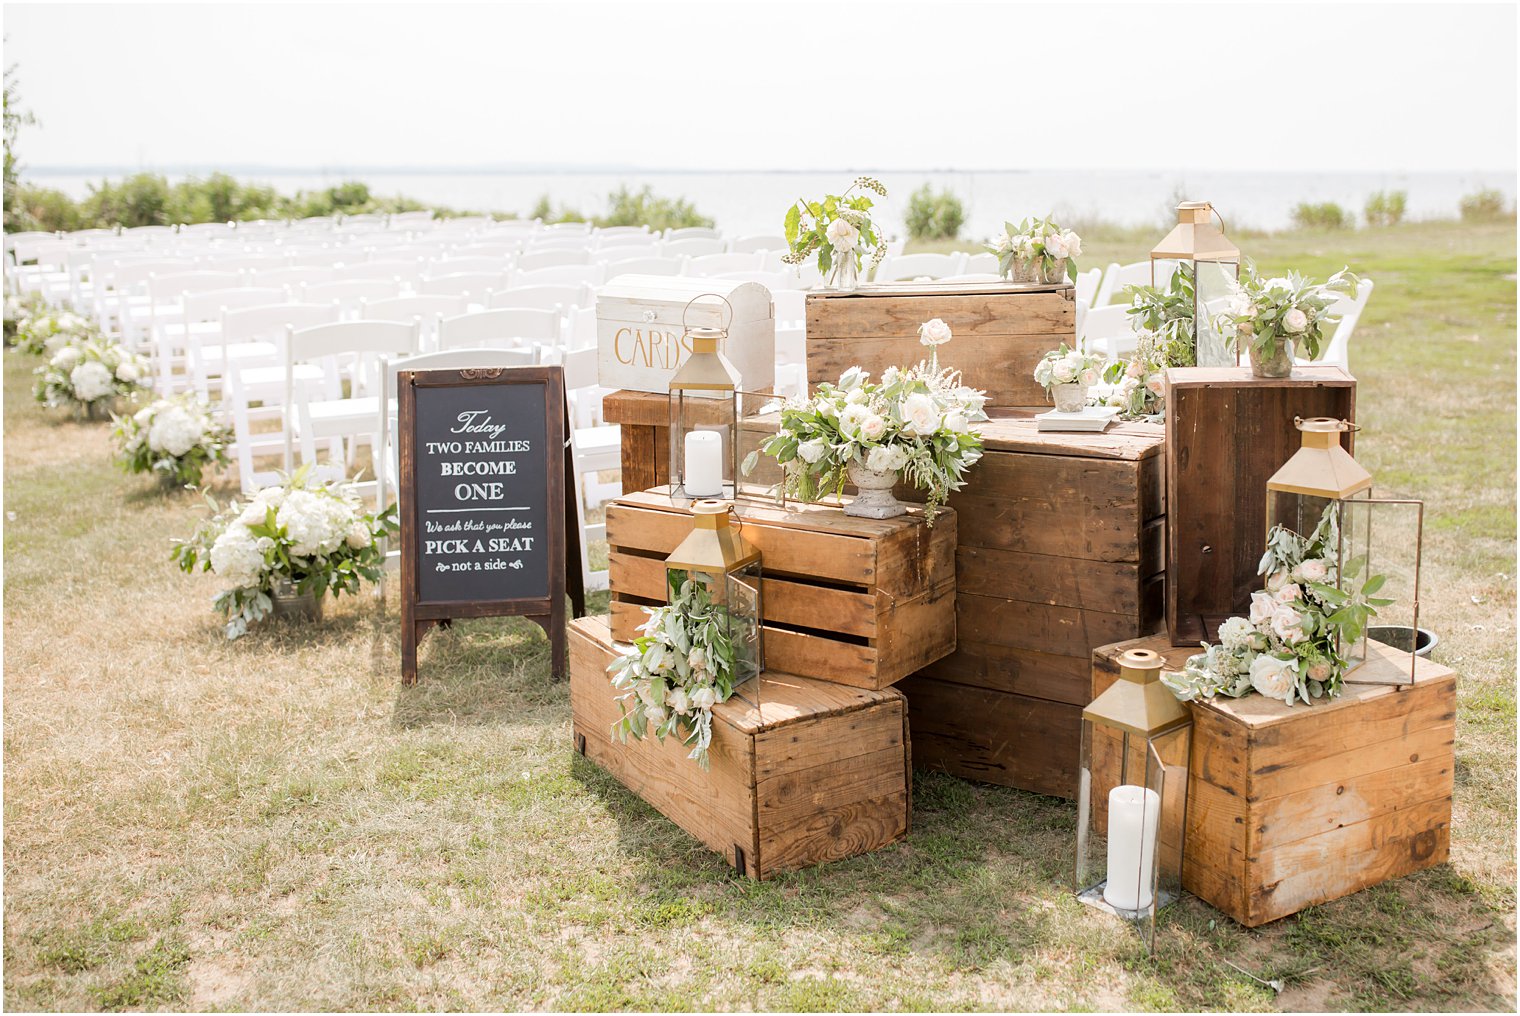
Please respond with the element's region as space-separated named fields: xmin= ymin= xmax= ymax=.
xmin=13 ymin=304 xmax=100 ymax=357
xmin=33 ymin=338 xmax=151 ymax=418
xmin=112 ymin=394 xmax=234 ymax=488
xmin=987 ymin=217 xmax=1082 ymax=284
xmin=1217 ymin=261 xmax=1358 ymax=367
xmin=606 ymin=575 xmax=743 ymax=770
xmin=1163 ymin=505 xmax=1392 ymax=708
xmin=760 ymin=319 xmax=987 ymax=524
xmin=171 ymin=465 xmax=399 ymax=639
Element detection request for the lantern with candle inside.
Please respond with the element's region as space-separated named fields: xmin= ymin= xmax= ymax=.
xmin=1264 ymin=417 xmax=1424 ymax=684
xmin=663 ymin=499 xmax=765 ymax=683
xmin=1076 ymin=648 xmax=1191 ymax=951
xmin=1150 ymin=200 xmax=1240 ymax=367
xmin=668 ymin=293 xmax=742 ymax=500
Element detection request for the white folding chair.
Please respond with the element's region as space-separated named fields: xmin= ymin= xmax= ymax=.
xmin=602 ymin=256 xmax=681 ymax=279
xmin=426 ymin=255 xmax=511 ymax=276
xmin=362 ymin=294 xmax=468 ymax=351
xmin=714 ymin=270 xmax=805 ymax=289
xmin=516 ymin=248 xmax=591 ymax=272
xmin=1082 ymin=303 xmax=1140 ymax=358
xmin=435 ymin=308 xmax=559 ymax=359
xmin=729 ymin=234 xmax=788 ymax=254
xmin=1296 ymin=278 xmax=1373 ymax=372
xmin=564 ymin=306 xmax=599 ymax=351
xmin=333 ymin=259 xmax=424 ymax=283
xmin=593 ymin=226 xmax=651 ymax=246
xmin=684 ymin=252 xmax=764 ymax=277
xmin=488 ymin=284 xmax=587 ymax=314
xmin=143 ymin=271 xmax=245 ymax=389
xmin=542 ymin=345 xmax=618 ymax=592
xmin=663 ymin=226 xmax=721 ymax=242
xmin=301 ymin=279 xmax=402 ymax=317
xmin=661 ymin=237 xmax=725 ymax=259
xmin=510 ymin=264 xmax=604 ymax=288
xmin=245 ymin=266 xmax=334 ymax=290
xmin=1074 ymin=267 xmax=1102 ymax=308
xmin=177 ymin=286 xmax=289 ymax=397
xmin=962 ymin=252 xmax=999 ymax=275
xmin=773 ymin=289 xmax=807 ymax=399
xmin=418 ymin=271 xmax=509 ymax=303
xmin=874 ymin=252 xmax=967 ymax=281
xmin=1094 ymin=261 xmax=1154 ymax=307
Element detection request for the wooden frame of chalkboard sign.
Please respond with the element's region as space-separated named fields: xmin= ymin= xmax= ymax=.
xmin=398 ymin=365 xmax=585 ymax=685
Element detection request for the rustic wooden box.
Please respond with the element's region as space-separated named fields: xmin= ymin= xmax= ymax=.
xmin=1093 ymin=634 xmax=1456 ymax=927
xmin=607 ymin=490 xmax=956 ymax=690
xmin=806 ymin=282 xmax=1075 ymax=408
xmin=898 ymin=416 xmax=1166 ymax=798
xmin=570 ymin=615 xmax=911 ymax=879
xmin=1165 ymin=366 xmax=1356 ymax=644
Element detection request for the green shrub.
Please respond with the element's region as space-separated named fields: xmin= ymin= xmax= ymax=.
xmin=171 ymin=172 xmax=281 ymax=223
xmin=529 ymin=193 xmax=585 ymax=224
xmin=7 ymin=183 xmax=83 ymax=232
xmin=1459 ymin=188 xmax=1512 ymax=223
xmin=1364 ymin=190 xmax=1407 ymax=227
xmin=80 ymin=173 xmax=174 ymax=228
xmin=1290 ymin=201 xmax=1351 ymax=230
xmin=904 ymin=184 xmax=965 ymax=241
xmin=593 ymin=186 xmax=712 ymax=231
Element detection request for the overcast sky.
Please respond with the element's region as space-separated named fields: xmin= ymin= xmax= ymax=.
xmin=4 ymin=1 xmax=1516 ymax=172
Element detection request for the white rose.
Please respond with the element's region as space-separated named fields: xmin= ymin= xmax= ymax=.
xmin=1306 ymin=659 xmax=1334 ymax=684
xmin=839 ymin=403 xmax=871 ymax=437
xmin=880 ymin=366 xmax=900 ymax=385
xmin=115 ymin=361 xmax=141 ymax=384
xmin=69 ymin=361 xmax=114 ymax=402
xmin=687 ymin=647 xmax=706 ymax=671
xmin=1145 ymin=377 xmax=1166 ymax=397
xmin=860 ymin=414 xmax=886 ymax=440
xmin=1265 ymin=568 xmax=1290 ymax=593
xmin=900 ymin=393 xmax=940 ymax=436
xmin=1274 ymin=582 xmax=1303 ymax=605
xmin=797 ymin=438 xmax=827 ymax=464
xmin=668 ymin=688 xmax=691 ymax=715
xmin=943 ymin=411 xmax=968 ymax=434
xmin=1217 ymin=616 xmax=1257 ymax=651
xmin=1271 ymin=604 xmax=1310 ymax=644
xmin=1266 ymin=277 xmax=1293 ymax=293
xmin=1079 ymin=367 xmax=1100 ymax=387
xmin=918 ymin=318 xmax=953 ymax=347
xmin=645 ymin=703 xmax=668 ymax=726
xmin=1294 ymin=558 xmax=1329 ymax=584
xmin=865 ymin=444 xmax=900 ymax=473
xmin=825 ymin=217 xmax=859 ymax=252
xmin=837 ymin=366 xmax=867 ymax=391
xmin=845 ymin=387 xmax=867 ymax=405
xmin=1283 ymin=307 xmax=1309 ymax=333
xmin=1061 ymin=229 xmax=1082 ymax=257
xmin=52 ymin=346 xmax=82 ymax=371
xmin=1249 ymin=654 xmax=1299 ymax=705
xmin=690 ymin=686 xmax=717 ymax=711
xmin=346 ymin=521 xmax=372 ymax=549
xmin=1248 ymin=590 xmax=1277 ymax=626
xmin=1043 ymin=232 xmax=1069 ymax=259
xmin=1051 ymin=359 xmax=1077 ymax=384
xmin=133 ymin=406 xmax=154 ymax=427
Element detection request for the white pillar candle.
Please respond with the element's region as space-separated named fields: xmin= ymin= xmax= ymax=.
xmin=1103 ymin=784 xmax=1161 ymax=912
xmin=683 ymin=430 xmax=724 ymax=497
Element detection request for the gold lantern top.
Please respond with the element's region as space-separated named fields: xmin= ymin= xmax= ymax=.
xmin=664 ymin=499 xmax=760 ymax=574
xmin=1083 ymin=648 xmax=1191 ymax=738
xmin=1266 ymin=417 xmax=1372 ymax=500
xmin=669 ymin=326 xmax=740 ymax=394
xmin=1151 ymin=201 xmax=1240 ymax=262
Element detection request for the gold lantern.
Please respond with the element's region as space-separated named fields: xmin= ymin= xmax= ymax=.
xmin=663 ymin=499 xmax=765 ymax=683
xmin=1151 ymin=201 xmax=1241 ymax=367
xmin=1265 ymin=417 xmax=1425 ymax=683
xmin=1077 ymin=648 xmax=1191 ymax=952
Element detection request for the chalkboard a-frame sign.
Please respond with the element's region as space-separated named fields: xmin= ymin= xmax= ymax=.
xmin=398 ymin=366 xmax=585 ymax=684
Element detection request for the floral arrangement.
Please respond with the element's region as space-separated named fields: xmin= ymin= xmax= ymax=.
xmin=1032 ymin=343 xmax=1105 ymax=392
xmin=1123 ymin=266 xmax=1197 ymax=367
xmin=12 ymin=302 xmax=99 ymax=357
xmin=606 ymin=574 xmax=744 ymax=770
xmin=1094 ymin=334 xmax=1167 ymax=420
xmin=760 ymin=320 xmax=987 ymax=523
xmin=171 ymin=465 xmax=398 ymax=639
xmin=112 ymin=394 xmax=233 ymax=487
xmin=32 ymin=337 xmax=151 ymax=415
xmin=781 ymin=176 xmax=889 ymax=281
xmin=1162 ymin=505 xmax=1392 ymax=707
xmin=1217 ymin=261 xmax=1358 ymax=363
xmin=987 ymin=217 xmax=1082 ymax=282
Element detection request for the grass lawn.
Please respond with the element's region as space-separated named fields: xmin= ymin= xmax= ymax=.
xmin=3 ymin=220 xmax=1515 ymax=1012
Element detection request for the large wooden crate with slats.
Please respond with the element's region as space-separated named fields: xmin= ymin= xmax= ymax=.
xmin=806 ymin=281 xmax=1076 ymax=408
xmin=898 ymin=415 xmax=1167 ymax=798
xmin=606 ymin=490 xmax=957 ymax=691
xmin=1093 ymin=634 xmax=1456 ymax=927
xmin=570 ymin=615 xmax=911 ymax=880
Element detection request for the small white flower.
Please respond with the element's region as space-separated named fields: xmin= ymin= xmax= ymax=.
xmin=668 ymin=688 xmax=691 ymax=715
xmin=209 ymin=522 xmax=267 ymax=588
xmin=1051 ymin=358 xmax=1078 ymax=384
xmin=687 ymin=647 xmax=706 ymax=670
xmin=860 ymin=413 xmax=886 ymax=441
xmin=1266 ymin=568 xmax=1290 ymax=593
xmin=1283 ymin=307 xmax=1309 ymax=333
xmin=1146 ymin=377 xmax=1166 ymax=397
xmin=1249 ymin=653 xmax=1299 ymax=705
xmin=943 ymin=411 xmax=969 ymax=433
xmin=1274 ymin=582 xmax=1303 ymax=605
xmin=1044 ymin=233 xmax=1070 ymax=259
xmin=918 ymin=318 xmax=953 ymax=347
xmin=825 ymin=217 xmax=859 ymax=252
xmin=690 ymin=686 xmax=717 ymax=711
xmin=845 ymin=387 xmax=868 ymax=405
xmin=51 ymin=346 xmax=83 ymax=371
xmin=1061 ymin=229 xmax=1083 ymax=258
xmin=1294 ymin=558 xmax=1330 ymax=584
xmin=865 ymin=444 xmax=900 ymax=473
xmin=1079 ymin=367 xmax=1100 ymax=387
xmin=1248 ymin=590 xmax=1277 ymax=626
xmin=839 ymin=403 xmax=872 ymax=436
xmin=1271 ymin=604 xmax=1310 ymax=644
xmin=645 ymin=703 xmax=668 ymax=726
xmin=901 ymin=393 xmax=940 ymax=436
xmin=881 ymin=366 xmax=900 ymax=385
xmin=797 ymin=438 xmax=827 ymax=464
xmin=837 ymin=366 xmax=868 ymax=391
xmin=115 ymin=361 xmax=141 ymax=383
xmin=1217 ymin=616 xmax=1257 ymax=651
xmin=346 ymin=521 xmax=372 ymax=549
xmin=69 ymin=361 xmax=114 ymax=402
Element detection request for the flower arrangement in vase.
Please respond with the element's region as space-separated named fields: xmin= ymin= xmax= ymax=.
xmin=761 ymin=319 xmax=986 ymax=523
xmin=1122 ymin=267 xmax=1197 ymax=367
xmin=171 ymin=465 xmax=398 ymax=639
xmin=1163 ymin=504 xmax=1392 ymax=707
xmin=606 ymin=575 xmax=744 ymax=770
xmin=1094 ymin=333 xmax=1168 ymax=421
xmin=112 ymin=394 xmax=234 ymax=488
xmin=32 ymin=337 xmax=151 ymax=419
xmin=1032 ymin=343 xmax=1106 ymax=412
xmin=1216 ymin=262 xmax=1358 ymax=377
xmin=987 ymin=217 xmax=1081 ymax=284
xmin=781 ymin=176 xmax=889 ymax=291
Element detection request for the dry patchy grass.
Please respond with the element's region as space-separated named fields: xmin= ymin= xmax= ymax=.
xmin=4 ymin=220 xmax=1516 ymax=1011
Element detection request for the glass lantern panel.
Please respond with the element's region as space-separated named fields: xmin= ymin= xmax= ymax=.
xmin=1150 ymin=257 xmax=1183 ymax=291
xmin=1194 ymin=258 xmax=1240 ymax=368
xmin=1340 ymin=494 xmax=1423 ymax=684
xmin=725 ymin=558 xmax=765 ymax=682
xmin=735 ymin=390 xmax=787 ymax=506
xmin=669 ymin=389 xmax=737 ymax=500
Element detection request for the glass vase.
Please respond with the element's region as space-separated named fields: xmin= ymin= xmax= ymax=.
xmin=826 ymin=251 xmax=860 ymax=292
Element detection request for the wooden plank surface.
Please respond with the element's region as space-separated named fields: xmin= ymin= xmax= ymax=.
xmin=898 ymin=675 xmax=1083 ymax=797
xmin=975 ymin=415 xmax=1166 ymax=460
xmin=1165 ymin=366 xmax=1356 ymax=643
xmin=920 ymin=642 xmax=1093 ymax=705
xmin=957 ymin=591 xmax=1153 ymax=660
xmin=806 ymin=288 xmax=1073 ymax=338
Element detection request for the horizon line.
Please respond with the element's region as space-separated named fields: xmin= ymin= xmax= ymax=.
xmin=23 ymin=164 xmax=1519 ymax=177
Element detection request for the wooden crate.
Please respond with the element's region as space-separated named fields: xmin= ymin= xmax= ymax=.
xmin=1166 ymin=366 xmax=1356 ymax=644
xmin=607 ymin=490 xmax=956 ymax=690
xmin=1093 ymin=634 xmax=1456 ymax=927
xmin=898 ymin=415 xmax=1166 ymax=798
xmin=570 ymin=615 xmax=911 ymax=879
xmin=806 ymin=282 xmax=1075 ymax=408
xmin=602 ymin=390 xmax=672 ymax=495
